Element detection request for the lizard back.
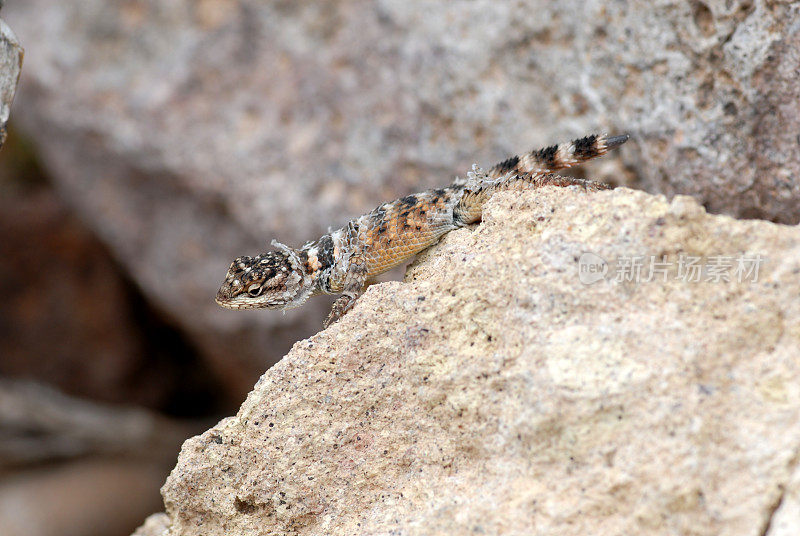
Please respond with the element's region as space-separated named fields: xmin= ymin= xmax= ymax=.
xmin=215 ymin=132 xmax=628 ymax=326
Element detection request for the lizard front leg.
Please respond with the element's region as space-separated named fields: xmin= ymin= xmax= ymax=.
xmin=324 ymin=256 xmax=368 ymax=328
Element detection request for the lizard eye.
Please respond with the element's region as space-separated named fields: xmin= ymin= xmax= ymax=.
xmin=247 ymin=284 xmax=262 ymax=297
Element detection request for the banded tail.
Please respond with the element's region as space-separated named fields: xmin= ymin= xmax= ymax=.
xmin=488 ymin=133 xmax=629 ymax=179
xmin=453 ymin=133 xmax=628 ymax=225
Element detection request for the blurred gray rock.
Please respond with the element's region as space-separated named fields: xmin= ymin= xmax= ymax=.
xmin=0 ymin=379 xmax=195 ymax=536
xmin=0 ymin=379 xmax=192 ymax=468
xmin=0 ymin=459 xmax=168 ymax=536
xmin=148 ymin=186 xmax=800 ymax=535
xmin=0 ymin=179 xmax=213 ymax=409
xmin=0 ymin=14 xmax=22 ymax=147
xmin=5 ymin=1 xmax=799 ymax=386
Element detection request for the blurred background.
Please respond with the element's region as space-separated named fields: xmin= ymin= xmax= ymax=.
xmin=1 ymin=1 xmax=798 ymax=536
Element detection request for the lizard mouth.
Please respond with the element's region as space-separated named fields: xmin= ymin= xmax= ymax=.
xmin=215 ymin=288 xmax=255 ymax=310
xmin=215 ymin=296 xmax=241 ymax=310
xmin=215 ymin=296 xmax=267 ymax=310
xmin=215 ymin=289 xmax=289 ymax=310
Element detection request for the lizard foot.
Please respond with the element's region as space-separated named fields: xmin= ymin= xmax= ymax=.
xmin=323 ymin=294 xmax=356 ymax=328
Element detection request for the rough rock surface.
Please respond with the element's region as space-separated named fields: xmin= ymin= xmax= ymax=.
xmin=137 ymin=187 xmax=800 ymax=535
xmin=6 ymin=1 xmax=799 ymax=386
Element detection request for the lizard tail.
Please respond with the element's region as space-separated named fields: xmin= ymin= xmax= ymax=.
xmin=453 ymin=170 xmax=611 ymax=225
xmin=488 ymin=133 xmax=629 ymax=178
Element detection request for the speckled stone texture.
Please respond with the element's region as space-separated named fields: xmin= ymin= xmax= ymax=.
xmin=132 ymin=186 xmax=800 ymax=536
xmin=6 ymin=1 xmax=799 ymax=389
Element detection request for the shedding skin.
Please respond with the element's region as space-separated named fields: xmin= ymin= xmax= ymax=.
xmin=215 ymin=133 xmax=628 ymax=327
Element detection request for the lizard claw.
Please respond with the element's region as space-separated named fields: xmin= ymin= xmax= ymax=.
xmin=323 ymin=295 xmax=356 ymax=328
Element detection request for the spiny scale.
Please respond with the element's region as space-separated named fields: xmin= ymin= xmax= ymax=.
xmin=215 ymin=133 xmax=628 ymax=326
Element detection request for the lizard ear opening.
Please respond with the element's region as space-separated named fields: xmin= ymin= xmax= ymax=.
xmin=270 ymin=239 xmax=307 ymax=275
xmin=268 ymin=239 xmax=315 ymax=308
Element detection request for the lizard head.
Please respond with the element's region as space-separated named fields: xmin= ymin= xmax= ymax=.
xmin=215 ymin=241 xmax=314 ymax=311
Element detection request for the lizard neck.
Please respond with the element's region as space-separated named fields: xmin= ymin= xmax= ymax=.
xmin=300 ymin=234 xmax=336 ymax=294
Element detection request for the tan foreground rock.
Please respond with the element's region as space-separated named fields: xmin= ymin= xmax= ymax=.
xmin=140 ymin=186 xmax=799 ymax=535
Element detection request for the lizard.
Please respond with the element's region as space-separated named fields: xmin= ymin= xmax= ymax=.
xmin=215 ymin=133 xmax=629 ymax=327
